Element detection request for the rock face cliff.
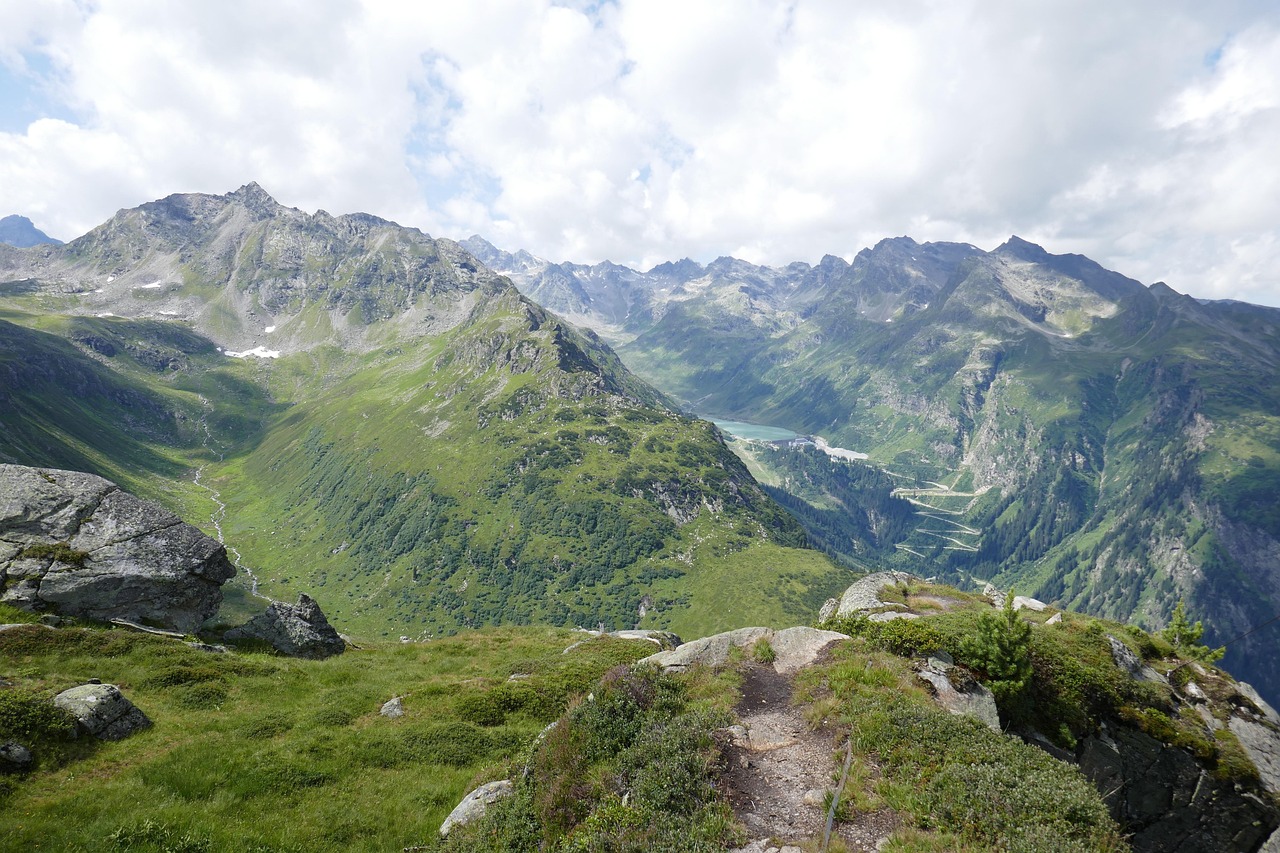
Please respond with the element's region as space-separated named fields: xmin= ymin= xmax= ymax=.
xmin=0 ymin=464 xmax=234 ymax=630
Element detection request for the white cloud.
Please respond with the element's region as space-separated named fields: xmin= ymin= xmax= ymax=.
xmin=1 ymin=0 xmax=1279 ymax=305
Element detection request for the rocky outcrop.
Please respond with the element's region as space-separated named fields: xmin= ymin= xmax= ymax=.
xmin=53 ymin=684 xmax=151 ymax=740
xmin=1078 ymin=721 xmax=1278 ymax=853
xmin=1106 ymin=634 xmax=1165 ymax=683
xmin=439 ymin=779 xmax=513 ymax=836
xmin=0 ymin=465 xmax=235 ymax=631
xmin=224 ymin=594 xmax=345 ymax=659
xmin=639 ymin=626 xmax=848 ymax=674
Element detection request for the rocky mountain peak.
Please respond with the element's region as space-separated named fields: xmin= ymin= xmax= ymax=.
xmin=994 ymin=234 xmax=1051 ymax=262
xmin=0 ymin=214 xmax=63 ymax=248
xmin=226 ymin=181 xmax=285 ymax=217
xmin=644 ymin=258 xmax=704 ymax=281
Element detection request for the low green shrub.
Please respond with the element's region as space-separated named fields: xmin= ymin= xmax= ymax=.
xmin=838 ymin=688 xmax=1124 ymax=851
xmin=175 ymin=682 xmax=228 ymax=710
xmin=821 ymin=613 xmax=950 ymax=657
xmin=0 ymin=688 xmax=77 ymax=744
xmin=451 ymin=664 xmax=738 ymax=852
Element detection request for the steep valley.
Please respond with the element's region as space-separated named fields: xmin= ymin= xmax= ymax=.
xmin=477 ymin=235 xmax=1280 ymax=706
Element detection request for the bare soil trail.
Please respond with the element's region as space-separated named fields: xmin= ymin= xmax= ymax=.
xmin=723 ymin=663 xmax=899 ymax=851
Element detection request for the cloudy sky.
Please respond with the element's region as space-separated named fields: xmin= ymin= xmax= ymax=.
xmin=3 ymin=1 xmax=1280 ymax=305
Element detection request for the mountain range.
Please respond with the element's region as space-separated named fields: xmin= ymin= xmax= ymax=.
xmin=3 ymin=188 xmax=1278 ymax=706
xmin=0 ymin=185 xmax=843 ymax=644
xmin=466 ymin=234 xmax=1280 ymax=707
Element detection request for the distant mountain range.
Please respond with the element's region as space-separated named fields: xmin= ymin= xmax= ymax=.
xmin=0 ymin=214 xmax=63 ymax=248
xmin=467 ymin=234 xmax=1280 ymax=706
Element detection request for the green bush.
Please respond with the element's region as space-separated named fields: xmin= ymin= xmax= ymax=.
xmin=456 ymin=664 xmax=738 ymax=851
xmin=841 ymin=689 xmax=1123 ymax=851
xmin=822 ymin=613 xmax=950 ymax=657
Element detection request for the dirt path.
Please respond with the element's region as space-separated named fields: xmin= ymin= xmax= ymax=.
xmin=723 ymin=663 xmax=898 ymax=851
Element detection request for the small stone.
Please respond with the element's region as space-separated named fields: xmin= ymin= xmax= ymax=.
xmin=380 ymin=696 xmax=404 ymax=719
xmin=53 ymin=684 xmax=150 ymax=740
xmin=1183 ymin=681 xmax=1208 ymax=703
xmin=1045 ymin=612 xmax=1063 ymax=625
xmin=0 ymin=741 xmax=33 ymax=769
xmin=802 ymin=788 xmax=827 ymax=807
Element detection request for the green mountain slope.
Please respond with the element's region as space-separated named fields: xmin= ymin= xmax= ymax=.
xmin=0 ymin=186 xmax=847 ymax=639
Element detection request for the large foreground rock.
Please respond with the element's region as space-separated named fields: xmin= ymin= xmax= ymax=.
xmin=0 ymin=464 xmax=235 ymax=631
xmin=224 ymin=594 xmax=345 ymax=658
xmin=54 ymin=683 xmax=151 ymax=740
xmin=915 ymin=652 xmax=1001 ymax=732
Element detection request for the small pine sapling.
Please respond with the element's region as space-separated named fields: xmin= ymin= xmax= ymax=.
xmin=1161 ymin=600 xmax=1225 ymax=664
xmin=960 ymin=590 xmax=1033 ymax=705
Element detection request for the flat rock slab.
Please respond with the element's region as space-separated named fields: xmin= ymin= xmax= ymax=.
xmin=54 ymin=683 xmax=150 ymax=740
xmin=769 ymin=627 xmax=852 ymax=675
xmin=1228 ymin=715 xmax=1280 ymax=796
xmin=640 ymin=626 xmax=848 ymax=675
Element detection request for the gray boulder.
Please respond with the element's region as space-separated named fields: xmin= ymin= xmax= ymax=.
xmin=0 ymin=464 xmax=234 ymax=631
xmin=769 ymin=626 xmax=851 ymax=674
xmin=915 ymin=654 xmax=1001 ymax=732
xmin=1228 ymin=715 xmax=1280 ymax=796
xmin=380 ymin=696 xmax=405 ymax=719
xmin=0 ymin=741 xmax=33 ymax=770
xmin=53 ymin=683 xmax=151 ymax=740
xmin=1106 ymin=635 xmax=1164 ymax=683
xmin=439 ymin=779 xmax=513 ymax=836
xmin=640 ymin=626 xmax=771 ymax=672
xmin=224 ymin=593 xmax=345 ymax=659
xmin=821 ymin=571 xmax=919 ymax=620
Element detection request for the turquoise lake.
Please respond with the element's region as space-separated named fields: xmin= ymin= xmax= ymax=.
xmin=703 ymin=416 xmax=799 ymax=442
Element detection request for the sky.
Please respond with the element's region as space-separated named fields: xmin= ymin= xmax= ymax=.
xmin=3 ymin=1 xmax=1280 ymax=306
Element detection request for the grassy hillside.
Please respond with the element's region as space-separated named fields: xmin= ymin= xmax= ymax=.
xmin=0 ymin=590 xmax=1195 ymax=852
